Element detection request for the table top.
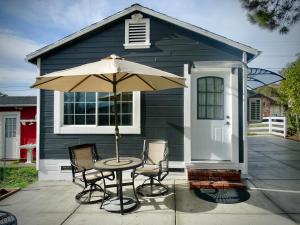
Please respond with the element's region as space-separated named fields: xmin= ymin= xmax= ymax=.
xmin=94 ymin=157 xmax=142 ymax=171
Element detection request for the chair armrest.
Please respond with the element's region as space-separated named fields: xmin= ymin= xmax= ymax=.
xmin=158 ymin=159 xmax=169 ymax=171
xmin=70 ymin=161 xmax=86 ymax=172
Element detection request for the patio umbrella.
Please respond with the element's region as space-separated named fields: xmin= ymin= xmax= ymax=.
xmin=31 ymin=54 xmax=186 ymax=163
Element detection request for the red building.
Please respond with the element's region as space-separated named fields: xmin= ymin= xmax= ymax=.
xmin=0 ymin=96 xmax=36 ymax=161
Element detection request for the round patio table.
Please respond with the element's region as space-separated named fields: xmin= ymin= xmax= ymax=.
xmin=94 ymin=157 xmax=142 ymax=215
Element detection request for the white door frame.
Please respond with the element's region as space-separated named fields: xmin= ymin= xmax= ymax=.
xmin=0 ymin=111 xmax=21 ymax=159
xmin=184 ymin=62 xmax=242 ymax=169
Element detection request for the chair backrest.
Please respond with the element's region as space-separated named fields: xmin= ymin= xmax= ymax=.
xmin=143 ymin=139 xmax=168 ymax=165
xmin=69 ymin=144 xmax=99 ymax=172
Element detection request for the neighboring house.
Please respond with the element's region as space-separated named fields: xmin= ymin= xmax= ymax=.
xmin=26 ymin=4 xmax=260 ymax=180
xmin=248 ymin=86 xmax=285 ymax=123
xmin=0 ymin=96 xmax=37 ymax=161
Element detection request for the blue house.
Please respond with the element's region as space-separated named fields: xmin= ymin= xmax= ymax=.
xmin=26 ymin=4 xmax=259 ymax=180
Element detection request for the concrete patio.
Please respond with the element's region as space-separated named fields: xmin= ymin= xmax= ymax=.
xmin=1 ymin=135 xmax=299 ymax=225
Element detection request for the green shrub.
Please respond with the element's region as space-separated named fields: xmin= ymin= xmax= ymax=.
xmin=0 ymin=167 xmax=38 ymax=188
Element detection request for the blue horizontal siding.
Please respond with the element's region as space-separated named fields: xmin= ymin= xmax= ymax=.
xmin=39 ymin=13 xmax=242 ymax=161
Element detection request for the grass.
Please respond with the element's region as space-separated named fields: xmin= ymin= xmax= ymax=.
xmin=0 ymin=166 xmax=38 ymax=189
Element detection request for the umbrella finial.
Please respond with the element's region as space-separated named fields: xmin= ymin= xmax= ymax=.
xmin=102 ymin=54 xmax=123 ymax=60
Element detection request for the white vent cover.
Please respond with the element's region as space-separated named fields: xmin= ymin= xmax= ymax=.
xmin=124 ymin=13 xmax=150 ymax=49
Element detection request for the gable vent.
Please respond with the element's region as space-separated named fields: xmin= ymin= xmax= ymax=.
xmin=129 ymin=23 xmax=147 ymax=43
xmin=124 ymin=13 xmax=151 ymax=49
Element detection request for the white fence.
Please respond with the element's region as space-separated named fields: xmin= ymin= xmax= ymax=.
xmin=248 ymin=116 xmax=287 ymax=138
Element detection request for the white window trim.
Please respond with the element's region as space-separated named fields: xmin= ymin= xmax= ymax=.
xmin=123 ymin=14 xmax=151 ymax=49
xmin=53 ymin=91 xmax=141 ymax=134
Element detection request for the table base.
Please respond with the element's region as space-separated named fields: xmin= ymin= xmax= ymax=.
xmin=103 ymin=196 xmax=137 ymax=213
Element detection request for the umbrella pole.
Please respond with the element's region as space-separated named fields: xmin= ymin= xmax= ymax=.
xmin=113 ymin=74 xmax=120 ymax=163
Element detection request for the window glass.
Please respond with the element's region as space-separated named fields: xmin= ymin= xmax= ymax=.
xmin=63 ymin=92 xmax=96 ymax=125
xmin=97 ymin=92 xmax=133 ymax=126
xmin=197 ymin=77 xmax=224 ymax=120
xmin=63 ymin=92 xmax=133 ymax=126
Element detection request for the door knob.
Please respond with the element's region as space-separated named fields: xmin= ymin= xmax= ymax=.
xmin=225 ymin=121 xmax=230 ymax=125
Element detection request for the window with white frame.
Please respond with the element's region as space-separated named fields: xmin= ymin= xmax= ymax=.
xmin=124 ymin=13 xmax=151 ymax=49
xmin=54 ymin=91 xmax=140 ymax=134
xmin=249 ymin=98 xmax=262 ymax=122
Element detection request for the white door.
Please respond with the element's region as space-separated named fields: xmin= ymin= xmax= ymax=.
xmin=4 ymin=116 xmax=18 ymax=159
xmin=191 ymin=71 xmax=236 ymax=161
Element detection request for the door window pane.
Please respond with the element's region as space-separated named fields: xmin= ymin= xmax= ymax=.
xmin=197 ymin=77 xmax=224 ymax=120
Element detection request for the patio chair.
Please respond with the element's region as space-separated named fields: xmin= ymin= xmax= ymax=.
xmin=133 ymin=139 xmax=169 ymax=197
xmin=68 ymin=143 xmax=115 ymax=204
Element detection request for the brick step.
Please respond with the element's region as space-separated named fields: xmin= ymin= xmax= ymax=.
xmin=189 ymin=181 xmax=247 ymax=190
xmin=187 ymin=169 xmax=241 ymax=182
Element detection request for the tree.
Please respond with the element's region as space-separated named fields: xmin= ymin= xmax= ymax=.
xmin=240 ymin=0 xmax=300 ymax=34
xmin=0 ymin=91 xmax=7 ymax=97
xmin=279 ymin=55 xmax=300 ymax=136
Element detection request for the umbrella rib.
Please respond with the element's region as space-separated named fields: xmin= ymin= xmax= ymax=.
xmin=161 ymin=76 xmax=186 ymax=87
xmin=117 ymin=73 xmax=129 ymax=83
xmin=94 ymin=74 xmax=113 ymax=83
xmin=68 ymin=75 xmax=91 ymax=92
xmin=30 ymin=76 xmax=62 ymax=88
xmin=117 ymin=74 xmax=135 ymax=84
xmin=135 ymin=74 xmax=156 ymax=90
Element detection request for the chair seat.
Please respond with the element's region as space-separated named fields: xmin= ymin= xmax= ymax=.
xmin=76 ymin=169 xmax=113 ymax=182
xmin=135 ymin=165 xmax=160 ymax=176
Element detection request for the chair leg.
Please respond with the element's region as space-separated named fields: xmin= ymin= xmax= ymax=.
xmin=136 ymin=176 xmax=168 ymax=197
xmin=132 ymin=170 xmax=140 ymax=204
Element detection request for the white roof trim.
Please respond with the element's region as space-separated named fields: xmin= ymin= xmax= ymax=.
xmin=26 ymin=4 xmax=258 ymax=62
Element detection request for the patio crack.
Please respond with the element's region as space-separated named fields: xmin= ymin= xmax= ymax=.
xmin=60 ymin=204 xmax=81 ymax=225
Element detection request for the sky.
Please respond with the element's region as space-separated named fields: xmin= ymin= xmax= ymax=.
xmin=0 ymin=0 xmax=299 ymax=96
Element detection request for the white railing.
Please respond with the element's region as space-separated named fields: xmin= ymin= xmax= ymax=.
xmin=248 ymin=116 xmax=287 ymax=138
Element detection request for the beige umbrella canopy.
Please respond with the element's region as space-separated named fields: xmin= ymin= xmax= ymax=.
xmin=31 ymin=54 xmax=186 ymax=163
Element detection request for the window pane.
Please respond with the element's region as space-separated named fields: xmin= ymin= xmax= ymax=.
xmin=64 ymin=93 xmax=74 ymax=102
xmin=207 ymin=106 xmax=214 ymax=119
xmin=98 ymin=101 xmax=110 ymax=113
xmin=122 ymin=102 xmax=132 ymax=113
xmin=98 ymin=93 xmax=110 ymax=101
xmin=214 ymin=106 xmax=223 ymax=119
xmin=86 ymin=115 xmax=95 ymax=124
xmin=122 ymin=114 xmax=132 ymax=125
xmin=198 ymin=93 xmax=206 ymax=105
xmin=98 ymin=115 xmax=109 ymax=125
xmin=215 ymin=79 xmax=223 ymax=92
xmin=64 ymin=115 xmax=74 ymax=125
xmin=122 ymin=92 xmax=133 ymax=101
xmin=86 ymin=103 xmax=96 ymax=114
xmin=207 ymin=93 xmax=214 ymax=105
xmin=75 ymin=92 xmax=85 ymax=102
xmin=198 ymin=106 xmax=206 ymax=119
xmin=64 ymin=103 xmax=74 ymax=114
xmin=207 ymin=78 xmax=214 ymax=92
xmin=86 ymin=92 xmax=96 ymax=102
xmin=198 ymin=79 xmax=206 ymax=92
xmin=215 ymin=93 xmax=223 ymax=105
xmin=75 ymin=103 xmax=85 ymax=114
xmin=75 ymin=115 xmax=85 ymax=125
xmin=109 ymin=114 xmax=121 ymax=126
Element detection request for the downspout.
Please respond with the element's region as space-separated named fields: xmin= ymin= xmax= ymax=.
xmin=36 ymin=58 xmax=41 ymax=171
xmin=242 ymin=52 xmax=248 ymax=174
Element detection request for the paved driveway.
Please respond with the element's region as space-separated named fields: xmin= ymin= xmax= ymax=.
xmin=248 ymin=136 xmax=300 ymax=225
xmin=0 ymin=135 xmax=299 ymax=225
